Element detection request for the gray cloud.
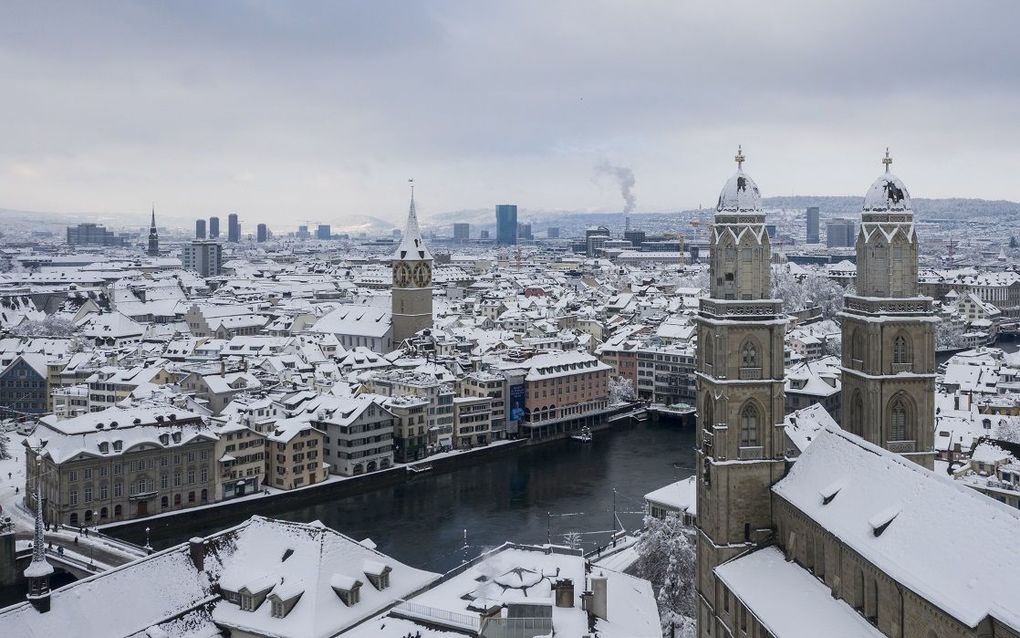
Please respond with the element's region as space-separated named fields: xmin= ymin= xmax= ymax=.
xmin=1 ymin=1 xmax=1018 ymax=227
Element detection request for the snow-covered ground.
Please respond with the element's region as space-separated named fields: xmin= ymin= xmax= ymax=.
xmin=0 ymin=431 xmax=29 ymax=530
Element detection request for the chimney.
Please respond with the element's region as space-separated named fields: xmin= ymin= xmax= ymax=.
xmin=553 ymin=579 xmax=575 ymax=607
xmin=590 ymin=574 xmax=608 ymax=621
xmin=189 ymin=537 xmax=206 ymax=571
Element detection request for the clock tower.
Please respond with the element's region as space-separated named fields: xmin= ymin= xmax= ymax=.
xmin=391 ymin=181 xmax=434 ymax=346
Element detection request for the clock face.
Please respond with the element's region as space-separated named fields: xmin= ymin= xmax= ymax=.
xmin=412 ymin=263 xmax=432 ymax=287
xmin=393 ymin=262 xmax=411 ymax=286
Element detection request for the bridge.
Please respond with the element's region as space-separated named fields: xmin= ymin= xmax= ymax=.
xmin=15 ymin=546 xmax=105 ymax=580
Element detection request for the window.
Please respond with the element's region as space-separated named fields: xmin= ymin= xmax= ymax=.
xmin=69 ymin=490 xmax=78 ymax=506
xmin=68 ymin=470 xmax=78 ymax=482
xmin=851 ymin=392 xmax=864 ymax=436
xmin=271 ymin=599 xmax=284 ymax=618
xmin=100 ymin=485 xmax=108 ymax=500
xmin=114 ymin=482 xmax=122 ymax=497
xmin=240 ymin=593 xmax=254 ymax=611
xmin=893 ymin=335 xmax=910 ymax=364
xmin=740 ymin=403 xmax=760 ymax=447
xmin=890 ymin=398 xmax=909 ymax=441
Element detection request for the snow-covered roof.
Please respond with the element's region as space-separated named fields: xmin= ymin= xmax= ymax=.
xmin=862 ymin=170 xmax=911 ymax=212
xmin=773 ymin=426 xmax=1020 ymax=629
xmin=716 ymin=168 xmax=762 ymax=213
xmin=716 ymin=546 xmax=884 ymax=638
xmin=393 ymin=192 xmax=433 ymax=262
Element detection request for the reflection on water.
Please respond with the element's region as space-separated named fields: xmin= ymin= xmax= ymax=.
xmin=150 ymin=420 xmax=694 ymax=573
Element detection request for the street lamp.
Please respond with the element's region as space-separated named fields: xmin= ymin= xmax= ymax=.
xmin=144 ymin=526 xmax=153 ymax=555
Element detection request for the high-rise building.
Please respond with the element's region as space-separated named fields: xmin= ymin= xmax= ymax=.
xmin=256 ymin=223 xmax=268 ymax=243
xmin=764 ymin=224 xmax=777 ymax=239
xmin=392 ymin=186 xmax=433 ymax=345
xmin=195 ymin=219 xmax=207 ymax=239
xmin=147 ymin=207 xmax=160 ymax=257
xmin=181 ymin=240 xmax=223 ymax=277
xmin=496 ymin=204 xmax=518 ymax=245
xmin=296 ymin=225 xmax=309 ymax=240
xmin=623 ymin=229 xmax=645 ymax=246
xmin=209 ymin=216 xmax=220 ymax=239
xmin=316 ymin=224 xmax=331 ymax=240
xmin=479 ymin=230 xmax=490 ymax=240
xmin=826 ymin=218 xmax=855 ymax=248
xmin=546 ymin=227 xmax=560 ymax=239
xmin=806 ymin=206 xmax=820 ymax=243
xmin=66 ymin=223 xmax=126 ymax=247
xmin=227 ymin=213 xmax=241 ymax=243
xmin=840 ymin=150 xmax=935 ymax=468
xmin=695 ymin=149 xmax=788 ymax=634
xmin=517 ymin=222 xmax=533 ymax=241
xmin=453 ymin=223 xmax=470 ymax=241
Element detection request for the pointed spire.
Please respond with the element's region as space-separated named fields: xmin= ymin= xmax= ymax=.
xmin=151 ymin=204 xmax=156 ymax=228
xmin=25 ymin=455 xmax=53 ymax=611
xmin=734 ymin=145 xmax=746 ymax=170
xmin=395 ymin=178 xmax=432 ymax=262
xmin=883 ymin=147 xmax=893 ymax=173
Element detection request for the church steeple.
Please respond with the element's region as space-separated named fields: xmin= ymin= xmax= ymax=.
xmin=391 ymin=180 xmax=434 ymax=347
xmin=25 ymin=456 xmax=53 ymax=613
xmin=147 ymin=205 xmax=160 ymax=257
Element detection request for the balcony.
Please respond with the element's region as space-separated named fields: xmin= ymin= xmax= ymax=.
xmin=738 ymin=446 xmax=764 ymax=460
xmin=885 ymin=440 xmax=916 ymax=453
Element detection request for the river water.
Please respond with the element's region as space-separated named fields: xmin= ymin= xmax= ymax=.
xmin=147 ymin=419 xmax=695 ymax=574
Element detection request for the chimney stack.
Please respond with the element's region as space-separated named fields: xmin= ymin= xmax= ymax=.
xmin=189 ymin=537 xmax=206 ymax=571
xmin=553 ymin=579 xmax=575 ymax=608
xmin=590 ymin=574 xmax=608 ymax=621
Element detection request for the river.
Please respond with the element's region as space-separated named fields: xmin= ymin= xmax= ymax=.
xmin=136 ymin=418 xmax=695 ymax=574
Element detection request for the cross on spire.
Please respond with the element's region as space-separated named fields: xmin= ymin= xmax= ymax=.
xmin=735 ymin=145 xmax=745 ymax=170
xmin=883 ymin=147 xmax=893 ymax=173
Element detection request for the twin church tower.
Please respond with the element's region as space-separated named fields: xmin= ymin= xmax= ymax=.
xmin=695 ymin=149 xmax=935 ymax=631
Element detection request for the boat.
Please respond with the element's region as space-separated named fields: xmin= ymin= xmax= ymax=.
xmin=571 ymin=426 xmax=593 ymax=443
xmin=406 ymin=463 xmax=434 ymax=474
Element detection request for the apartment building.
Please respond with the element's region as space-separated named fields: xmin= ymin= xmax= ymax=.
xmin=452 ymin=396 xmax=492 ymax=448
xmin=265 ymin=419 xmax=329 ymax=490
xmin=25 ymin=407 xmax=217 ymax=525
xmin=635 ymin=344 xmax=696 ymax=406
xmin=309 ymin=395 xmax=395 ymax=476
xmin=521 ymin=351 xmax=611 ymax=439
xmin=212 ymin=420 xmax=266 ymax=499
xmin=458 ymin=371 xmax=508 ymax=440
xmin=383 ymin=395 xmax=429 ymax=463
xmin=366 ymin=370 xmax=454 ymax=452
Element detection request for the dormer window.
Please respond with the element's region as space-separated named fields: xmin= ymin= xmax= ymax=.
xmin=113 ymin=440 xmax=123 ymax=452
xmin=99 ymin=442 xmax=109 ymax=454
xmin=240 ymin=593 xmax=254 ymax=611
xmin=330 ymin=575 xmax=362 ymax=606
xmin=271 ymin=598 xmax=284 ymax=618
xmin=363 ymin=561 xmax=392 ymax=590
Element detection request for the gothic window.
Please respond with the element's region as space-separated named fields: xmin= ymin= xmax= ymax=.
xmin=741 ymin=340 xmax=760 ymax=370
xmin=889 ymin=396 xmax=910 ymax=442
xmin=703 ymin=395 xmax=714 ymax=429
xmin=893 ymin=334 xmax=910 ymax=364
xmin=739 ymin=403 xmax=760 ymax=448
xmin=703 ymin=333 xmax=715 ymax=370
xmin=851 ymin=391 xmax=864 ymax=436
xmin=853 ymin=330 xmax=866 ymax=366
xmin=741 ymin=247 xmax=751 ymax=262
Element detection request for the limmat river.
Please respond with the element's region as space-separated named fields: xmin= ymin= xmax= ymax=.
xmin=147 ymin=419 xmax=694 ymax=574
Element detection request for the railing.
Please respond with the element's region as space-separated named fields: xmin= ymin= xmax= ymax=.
xmin=738 ymin=446 xmax=764 ymax=460
xmin=738 ymin=368 xmax=762 ymax=380
xmin=480 ymin=617 xmax=555 ymax=638
xmin=885 ymin=440 xmax=916 ymax=453
xmin=392 ymin=601 xmax=480 ymax=631
xmin=891 ymin=363 xmax=913 ymax=374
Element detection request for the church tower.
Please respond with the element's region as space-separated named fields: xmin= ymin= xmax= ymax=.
xmin=695 ymin=149 xmax=788 ymax=636
xmin=840 ymin=150 xmax=936 ymax=468
xmin=147 ymin=206 xmax=160 ymax=257
xmin=391 ymin=182 xmax=433 ymax=346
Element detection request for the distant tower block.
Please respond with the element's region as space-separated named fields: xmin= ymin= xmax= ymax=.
xmin=196 ymin=218 xmax=207 ymax=239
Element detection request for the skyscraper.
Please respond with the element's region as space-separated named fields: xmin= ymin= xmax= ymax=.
xmin=695 ymin=148 xmax=787 ymax=634
xmin=840 ymin=149 xmax=935 ymax=468
xmin=227 ymin=213 xmax=241 ymax=243
xmin=826 ymin=218 xmax=856 ymax=247
xmin=517 ymin=222 xmax=533 ymax=241
xmin=181 ymin=240 xmax=223 ymax=277
xmin=256 ymin=223 xmax=268 ymax=243
xmin=806 ymin=206 xmax=820 ymax=243
xmin=209 ymin=216 xmax=220 ymax=239
xmin=316 ymin=224 xmax=331 ymax=240
xmin=546 ymin=227 xmax=560 ymax=239
xmin=392 ymin=185 xmax=433 ymax=345
xmin=195 ymin=219 xmax=207 ymax=239
xmin=147 ymin=206 xmax=160 ymax=257
xmin=453 ymin=223 xmax=470 ymax=241
xmin=297 ymin=225 xmax=309 ymax=240
xmin=496 ymin=204 xmax=518 ymax=245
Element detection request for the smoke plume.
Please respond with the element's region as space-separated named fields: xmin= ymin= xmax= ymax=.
xmin=595 ymin=161 xmax=636 ymax=213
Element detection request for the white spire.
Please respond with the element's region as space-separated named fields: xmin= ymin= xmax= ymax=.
xmin=395 ymin=179 xmax=433 ymax=262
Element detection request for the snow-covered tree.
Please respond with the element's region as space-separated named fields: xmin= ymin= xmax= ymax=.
xmin=0 ymin=432 xmax=9 ymax=460
xmin=995 ymin=420 xmax=1020 ymax=444
xmin=822 ymin=335 xmax=842 ymax=358
xmin=562 ymin=531 xmax=583 ymax=550
xmin=636 ymin=514 xmax=696 ymax=637
xmin=11 ymin=316 xmax=76 ymax=337
xmin=771 ymin=269 xmax=846 ymax=320
xmin=608 ymin=376 xmax=637 ymax=404
xmin=936 ymin=320 xmax=967 ymax=351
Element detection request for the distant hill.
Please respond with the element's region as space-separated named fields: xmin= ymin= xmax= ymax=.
xmin=760 ymin=196 xmax=1020 ymax=219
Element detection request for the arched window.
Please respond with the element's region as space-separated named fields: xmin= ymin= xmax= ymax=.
xmin=893 ymin=335 xmax=910 ymax=364
xmin=100 ymin=507 xmax=108 ymax=520
xmin=69 ymin=512 xmax=79 ymax=527
xmin=161 ymin=496 xmax=169 ymax=509
xmin=741 ymin=340 xmax=759 ymax=369
xmin=851 ymin=391 xmax=864 ymax=436
xmin=113 ymin=504 xmax=122 ymax=518
xmin=890 ymin=396 xmax=910 ymax=442
xmin=703 ymin=395 xmax=714 ymax=429
xmin=704 ymin=332 xmax=715 ymax=370
xmin=740 ymin=403 xmax=761 ymax=448
xmin=853 ymin=330 xmax=866 ymax=365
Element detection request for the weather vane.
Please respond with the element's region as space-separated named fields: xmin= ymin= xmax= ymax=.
xmin=735 ymin=145 xmax=745 ymax=170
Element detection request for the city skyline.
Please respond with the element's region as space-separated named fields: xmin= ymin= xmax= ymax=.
xmin=2 ymin=1 xmax=1020 ymax=226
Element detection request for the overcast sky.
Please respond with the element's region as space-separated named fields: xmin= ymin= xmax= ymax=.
xmin=2 ymin=1 xmax=1019 ymax=228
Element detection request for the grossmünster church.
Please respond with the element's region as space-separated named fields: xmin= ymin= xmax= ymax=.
xmin=695 ymin=150 xmax=1020 ymax=638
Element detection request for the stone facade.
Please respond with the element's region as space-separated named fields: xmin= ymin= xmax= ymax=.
xmin=840 ymin=156 xmax=936 ymax=469
xmin=695 ymin=155 xmax=788 ymax=637
xmin=391 ymin=188 xmax=434 ymax=345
